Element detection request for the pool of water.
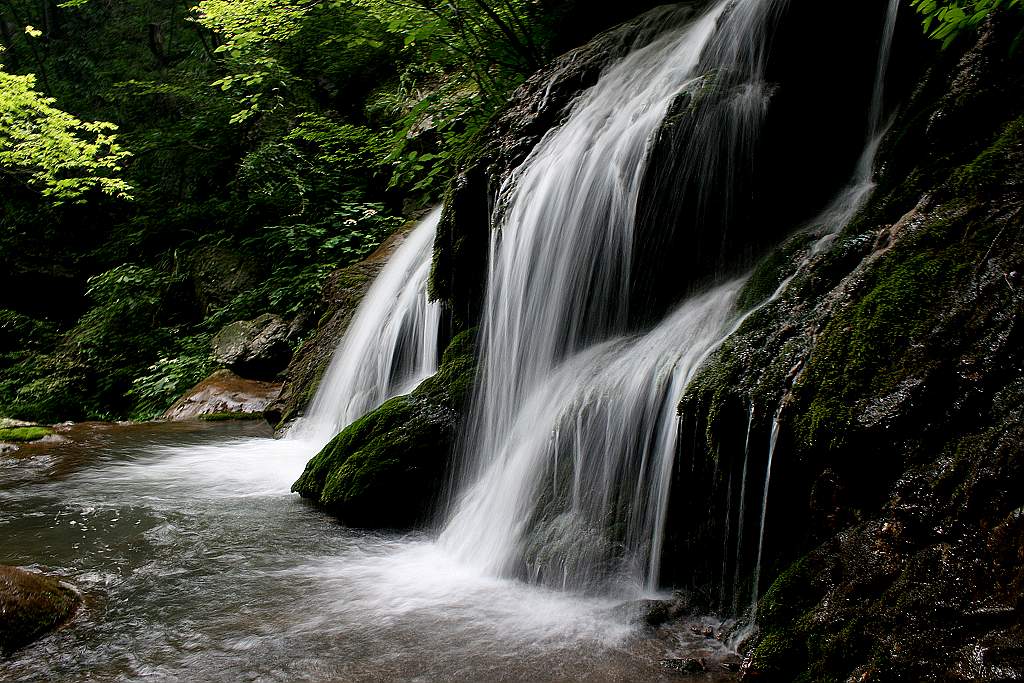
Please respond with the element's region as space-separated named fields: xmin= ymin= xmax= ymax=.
xmin=0 ymin=421 xmax=735 ymax=681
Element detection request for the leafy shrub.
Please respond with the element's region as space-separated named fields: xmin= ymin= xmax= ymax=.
xmin=128 ymin=334 xmax=215 ymax=420
xmin=912 ymin=0 xmax=1023 ymax=47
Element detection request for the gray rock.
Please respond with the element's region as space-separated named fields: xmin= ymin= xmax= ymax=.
xmin=212 ymin=313 xmax=291 ymax=379
xmin=185 ymin=245 xmax=260 ymax=314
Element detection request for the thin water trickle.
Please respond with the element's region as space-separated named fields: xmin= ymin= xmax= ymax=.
xmin=750 ymin=407 xmax=782 ymax=616
xmin=731 ymin=402 xmax=755 ymax=614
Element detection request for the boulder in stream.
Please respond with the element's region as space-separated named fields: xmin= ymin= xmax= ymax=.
xmin=163 ymin=369 xmax=282 ymax=421
xmin=0 ymin=565 xmax=80 ymax=654
xmin=292 ymin=330 xmax=477 ymax=527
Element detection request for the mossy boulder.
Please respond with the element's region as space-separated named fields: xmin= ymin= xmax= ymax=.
xmin=0 ymin=565 xmax=80 ymax=654
xmin=291 ymin=330 xmax=477 ymax=527
xmin=0 ymin=426 xmax=52 ymax=443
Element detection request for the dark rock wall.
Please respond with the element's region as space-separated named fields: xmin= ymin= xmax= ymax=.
xmin=670 ymin=17 xmax=1024 ymax=680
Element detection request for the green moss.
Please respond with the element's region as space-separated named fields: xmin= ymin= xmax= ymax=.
xmin=952 ymin=114 xmax=1024 ymax=192
xmin=197 ymin=412 xmax=264 ymax=421
xmin=759 ymin=556 xmax=815 ymax=627
xmin=291 ymin=330 xmax=477 ymax=527
xmin=0 ymin=426 xmax=53 ymax=442
xmin=332 ymin=271 xmax=371 ymax=290
xmin=735 ymin=233 xmax=814 ymax=313
xmin=796 ymin=216 xmax=972 ymax=449
xmin=748 ymin=629 xmax=803 ymax=675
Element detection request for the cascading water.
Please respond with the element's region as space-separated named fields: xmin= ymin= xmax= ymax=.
xmin=289 ymin=207 xmax=443 ymax=446
xmin=440 ymin=0 xmax=784 ymax=594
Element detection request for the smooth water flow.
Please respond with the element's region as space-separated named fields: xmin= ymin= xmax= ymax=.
xmin=289 ymin=207 xmax=443 ymax=446
xmin=443 ymin=280 xmax=746 ymax=592
xmin=0 ymin=423 xmax=734 ymax=681
xmin=441 ymin=0 xmax=786 ymax=593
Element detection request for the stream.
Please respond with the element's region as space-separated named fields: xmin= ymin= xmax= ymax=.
xmin=0 ymin=421 xmax=734 ymax=681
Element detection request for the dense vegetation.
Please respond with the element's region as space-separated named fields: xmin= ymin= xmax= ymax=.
xmin=0 ymin=0 xmax=563 ymax=421
xmin=1 ymin=0 xmax=1021 ymax=423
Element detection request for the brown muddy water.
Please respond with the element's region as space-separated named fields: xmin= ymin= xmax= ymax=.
xmin=0 ymin=421 xmax=737 ymax=681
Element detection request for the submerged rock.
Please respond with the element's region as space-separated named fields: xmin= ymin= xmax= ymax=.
xmin=163 ymin=369 xmax=282 ymax=421
xmin=613 ymin=599 xmax=680 ymax=627
xmin=0 ymin=565 xmax=80 ymax=654
xmin=291 ymin=330 xmax=476 ymax=527
xmin=211 ymin=313 xmax=291 ymax=379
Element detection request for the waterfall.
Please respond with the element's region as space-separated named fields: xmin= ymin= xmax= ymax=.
xmin=441 ymin=280 xmax=747 ymax=592
xmin=289 ymin=207 xmax=443 ymax=446
xmin=440 ymin=0 xmax=783 ymax=594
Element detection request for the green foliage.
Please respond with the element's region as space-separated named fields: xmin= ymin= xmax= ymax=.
xmin=206 ymin=202 xmax=403 ymax=327
xmin=128 ymin=334 xmax=214 ymax=420
xmin=0 ymin=56 xmax=131 ymax=201
xmin=912 ymin=0 xmax=1023 ymax=47
xmin=0 ymin=0 xmax=548 ymax=423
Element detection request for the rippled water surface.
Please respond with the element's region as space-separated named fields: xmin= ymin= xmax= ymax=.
xmin=1 ymin=422 xmax=733 ymax=681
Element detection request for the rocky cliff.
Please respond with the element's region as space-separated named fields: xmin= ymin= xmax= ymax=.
xmin=670 ymin=16 xmax=1024 ymax=681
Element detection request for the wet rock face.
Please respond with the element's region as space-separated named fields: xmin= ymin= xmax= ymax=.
xmin=0 ymin=565 xmax=80 ymax=654
xmin=291 ymin=330 xmax=476 ymax=528
xmin=631 ymin=0 xmax=928 ymax=327
xmin=211 ymin=314 xmax=291 ymax=380
xmin=163 ymin=369 xmax=282 ymax=421
xmin=670 ymin=17 xmax=1024 ymax=682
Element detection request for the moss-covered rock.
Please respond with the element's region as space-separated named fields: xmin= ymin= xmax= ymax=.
xmin=291 ymin=330 xmax=477 ymax=527
xmin=0 ymin=426 xmax=52 ymax=442
xmin=0 ymin=565 xmax=80 ymax=654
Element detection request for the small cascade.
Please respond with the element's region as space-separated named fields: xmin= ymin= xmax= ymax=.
xmin=729 ymin=0 xmax=904 ymax=637
xmin=289 ymin=207 xmax=443 ymax=447
xmin=812 ymin=0 xmax=902 ymax=253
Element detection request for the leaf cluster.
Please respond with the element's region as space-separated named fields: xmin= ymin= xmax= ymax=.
xmin=912 ymin=0 xmax=1023 ymax=47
